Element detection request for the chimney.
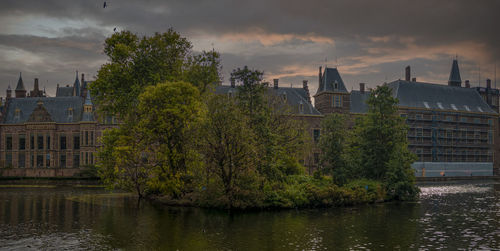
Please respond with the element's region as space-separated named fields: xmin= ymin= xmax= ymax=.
xmin=318 ymin=66 xmax=322 ymax=87
xmin=465 ymin=80 xmax=470 ymax=88
xmin=273 ymin=79 xmax=279 ymax=89
xmin=303 ymin=80 xmax=311 ymax=103
xmin=359 ymin=83 xmax=365 ymax=93
xmin=405 ymin=66 xmax=411 ymax=81
xmin=230 ymin=78 xmax=235 ymax=88
xmin=412 ymin=77 xmax=416 ymax=82
xmin=34 ymin=78 xmax=39 ymax=91
xmin=6 ymin=86 xmax=11 ymax=98
xmin=81 ymin=73 xmax=85 ymax=84
xmin=487 ymin=79 xmax=491 ymax=89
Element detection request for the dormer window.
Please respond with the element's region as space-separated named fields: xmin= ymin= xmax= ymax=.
xmin=14 ymin=109 xmax=21 ymax=120
xmin=68 ymin=108 xmax=73 ymax=119
xmin=334 ymin=81 xmax=338 ymax=90
xmin=299 ymin=102 xmax=304 ymax=114
xmin=282 ymin=91 xmax=287 ymax=102
xmin=228 ymin=90 xmax=233 ymax=98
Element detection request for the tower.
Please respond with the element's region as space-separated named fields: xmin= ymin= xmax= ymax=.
xmin=448 ymin=59 xmax=462 ymax=87
xmin=313 ymin=67 xmax=350 ymax=114
xmin=82 ymin=91 xmax=94 ymax=121
xmin=15 ymin=72 xmax=27 ymax=98
xmin=73 ymin=70 xmax=80 ymax=97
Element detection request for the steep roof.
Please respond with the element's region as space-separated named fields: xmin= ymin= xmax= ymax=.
xmin=315 ymin=67 xmax=348 ymax=95
xmin=448 ymin=59 xmax=462 ymax=84
xmin=350 ymin=90 xmax=371 ymax=114
xmin=387 ymin=80 xmax=495 ymax=114
xmin=215 ymin=85 xmax=321 ymax=115
xmin=15 ymin=73 xmax=25 ymax=91
xmin=73 ymin=71 xmax=80 ymax=96
xmin=56 ymin=86 xmax=74 ymax=97
xmin=3 ymin=96 xmax=85 ymax=124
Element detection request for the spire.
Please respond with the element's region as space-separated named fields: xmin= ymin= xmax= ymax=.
xmin=82 ymin=90 xmax=94 ymax=121
xmin=84 ymin=90 xmax=93 ymax=106
xmin=73 ymin=70 xmax=80 ymax=96
xmin=15 ymin=72 xmax=25 ymax=91
xmin=448 ymin=59 xmax=462 ymax=87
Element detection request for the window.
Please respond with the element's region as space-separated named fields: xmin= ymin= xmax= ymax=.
xmin=446 ymin=129 xmax=452 ymax=139
xmin=19 ymin=134 xmax=26 ymax=150
xmin=14 ymin=109 xmax=20 ymax=120
xmin=90 ymin=131 xmax=94 ymax=146
xmin=334 ymin=81 xmax=338 ymax=90
xmin=46 ymin=154 xmax=50 ymax=167
xmin=74 ymin=135 xmax=80 ymax=149
xmin=18 ymin=153 xmax=25 ymax=168
xmin=60 ymin=135 xmax=67 ymax=150
xmin=90 ymin=152 xmax=94 ymax=164
xmin=446 ymin=116 xmax=453 ymax=122
xmin=400 ymin=114 xmax=407 ymax=118
xmin=488 ymin=119 xmax=493 ymax=126
xmin=475 ymin=130 xmax=481 ymax=139
xmin=37 ymin=135 xmax=43 ymax=150
xmin=36 ymin=154 xmax=43 ymax=167
xmin=474 ymin=118 xmax=481 ymax=124
xmin=313 ymin=153 xmax=320 ymax=165
xmin=85 ymin=152 xmax=89 ymax=165
xmin=415 ymin=149 xmax=423 ymax=161
xmin=333 ymin=95 xmax=342 ymax=107
xmin=30 ymin=135 xmax=34 ymax=150
xmin=416 ymin=128 xmax=423 ymax=137
xmin=85 ymin=131 xmax=89 ymax=146
xmin=6 ymin=135 xmax=12 ymax=150
xmin=30 ymin=154 xmax=34 ymax=168
xmin=73 ymin=154 xmax=80 ymax=168
xmin=282 ymin=92 xmax=287 ymax=102
xmin=60 ymin=154 xmax=66 ymax=168
xmin=299 ymin=103 xmax=304 ymax=113
xmin=489 ymin=131 xmax=493 ymax=144
xmin=46 ymin=135 xmax=50 ymax=150
xmin=313 ymin=129 xmax=321 ymax=143
xmin=415 ymin=114 xmax=423 ymax=120
xmin=461 ymin=117 xmax=467 ymax=123
xmin=6 ymin=153 xmax=12 ymax=167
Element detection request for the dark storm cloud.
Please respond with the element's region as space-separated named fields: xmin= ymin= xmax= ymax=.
xmin=0 ymin=0 xmax=498 ymax=96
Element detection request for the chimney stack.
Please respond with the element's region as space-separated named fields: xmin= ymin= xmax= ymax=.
xmin=359 ymin=83 xmax=365 ymax=93
xmin=230 ymin=78 xmax=235 ymax=88
xmin=273 ymin=79 xmax=279 ymax=89
xmin=412 ymin=77 xmax=416 ymax=82
xmin=34 ymin=78 xmax=39 ymax=91
xmin=303 ymin=80 xmax=311 ymax=103
xmin=405 ymin=66 xmax=411 ymax=81
xmin=465 ymin=80 xmax=470 ymax=88
xmin=487 ymin=79 xmax=491 ymax=89
xmin=81 ymin=73 xmax=85 ymax=84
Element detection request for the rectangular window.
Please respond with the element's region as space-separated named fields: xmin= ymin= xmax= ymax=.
xmin=85 ymin=152 xmax=89 ymax=165
xmin=6 ymin=135 xmax=12 ymax=150
xmin=60 ymin=154 xmax=66 ymax=168
xmin=313 ymin=129 xmax=321 ymax=143
xmin=19 ymin=134 xmax=26 ymax=150
xmin=73 ymin=154 xmax=80 ymax=168
xmin=85 ymin=131 xmax=89 ymax=146
xmin=30 ymin=135 xmax=34 ymax=150
xmin=18 ymin=153 xmax=25 ymax=168
xmin=461 ymin=117 xmax=467 ymax=123
xmin=90 ymin=131 xmax=94 ymax=146
xmin=475 ymin=130 xmax=481 ymax=139
xmin=74 ymin=135 xmax=80 ymax=149
xmin=60 ymin=135 xmax=67 ymax=150
xmin=46 ymin=154 xmax=50 ymax=167
xmin=46 ymin=135 xmax=50 ymax=150
xmin=474 ymin=118 xmax=481 ymax=124
xmin=488 ymin=119 xmax=493 ymax=126
xmin=37 ymin=135 xmax=43 ymax=150
xmin=416 ymin=128 xmax=423 ymax=137
xmin=90 ymin=152 xmax=94 ymax=164
xmin=446 ymin=129 xmax=452 ymax=139
xmin=36 ymin=154 xmax=43 ymax=168
xmin=446 ymin=116 xmax=453 ymax=122
xmin=333 ymin=95 xmax=342 ymax=108
xmin=6 ymin=153 xmax=12 ymax=167
xmin=313 ymin=152 xmax=320 ymax=165
xmin=30 ymin=154 xmax=34 ymax=167
xmin=489 ymin=131 xmax=493 ymax=144
xmin=415 ymin=114 xmax=423 ymax=120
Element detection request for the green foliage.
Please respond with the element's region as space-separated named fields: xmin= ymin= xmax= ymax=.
xmin=318 ymin=113 xmax=349 ymax=185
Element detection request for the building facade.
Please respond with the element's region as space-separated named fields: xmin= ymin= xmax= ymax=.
xmin=0 ymin=72 xmax=116 ymax=177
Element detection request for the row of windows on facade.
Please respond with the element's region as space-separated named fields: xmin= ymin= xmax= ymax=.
xmin=404 ymin=113 xmax=493 ymax=125
xmin=5 ymin=131 xmax=95 ymax=151
xmin=4 ymin=151 xmax=95 ymax=168
xmin=414 ymin=149 xmax=493 ymax=162
xmin=411 ymin=128 xmax=494 ymax=144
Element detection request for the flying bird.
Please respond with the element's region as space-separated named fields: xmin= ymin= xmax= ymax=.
xmin=113 ymin=27 xmax=117 ymax=32
xmin=103 ymin=1 xmax=107 ymax=8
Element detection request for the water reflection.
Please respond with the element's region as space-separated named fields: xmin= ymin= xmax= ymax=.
xmin=0 ymin=180 xmax=499 ymax=250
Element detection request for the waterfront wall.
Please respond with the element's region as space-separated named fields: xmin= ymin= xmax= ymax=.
xmin=0 ymin=168 xmax=82 ymax=177
xmin=412 ymin=162 xmax=493 ymax=177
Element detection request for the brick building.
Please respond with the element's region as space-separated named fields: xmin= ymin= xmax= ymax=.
xmin=0 ymin=72 xmax=116 ymax=177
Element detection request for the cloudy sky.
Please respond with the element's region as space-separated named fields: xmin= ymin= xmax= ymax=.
xmin=0 ymin=0 xmax=499 ymax=97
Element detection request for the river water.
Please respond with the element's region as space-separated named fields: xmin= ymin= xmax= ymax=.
xmin=0 ymin=180 xmax=499 ymax=250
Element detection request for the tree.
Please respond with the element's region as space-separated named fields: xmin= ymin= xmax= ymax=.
xmin=354 ymin=85 xmax=418 ymax=199
xmin=200 ymin=95 xmax=257 ymax=208
xmin=136 ymin=81 xmax=205 ymax=197
xmin=318 ymin=113 xmax=349 ymax=185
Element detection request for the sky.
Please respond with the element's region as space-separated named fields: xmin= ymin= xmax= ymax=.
xmin=0 ymin=0 xmax=499 ymax=97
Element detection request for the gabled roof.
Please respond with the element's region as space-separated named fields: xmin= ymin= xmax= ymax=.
xmin=15 ymin=73 xmax=25 ymax=91
xmin=387 ymin=80 xmax=495 ymax=114
xmin=215 ymin=85 xmax=321 ymax=115
xmin=315 ymin=67 xmax=348 ymax=95
xmin=449 ymin=59 xmax=461 ymax=85
xmin=3 ymin=97 xmax=84 ymax=124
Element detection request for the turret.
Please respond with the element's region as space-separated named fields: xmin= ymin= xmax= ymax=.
xmin=15 ymin=72 xmax=26 ymax=98
xmin=73 ymin=70 xmax=80 ymax=96
xmin=448 ymin=59 xmax=462 ymax=87
xmin=6 ymin=85 xmax=11 ymax=98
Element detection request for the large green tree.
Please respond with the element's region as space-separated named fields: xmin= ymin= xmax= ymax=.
xmin=354 ymin=85 xmax=418 ymax=199
xmin=318 ymin=113 xmax=349 ymax=185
